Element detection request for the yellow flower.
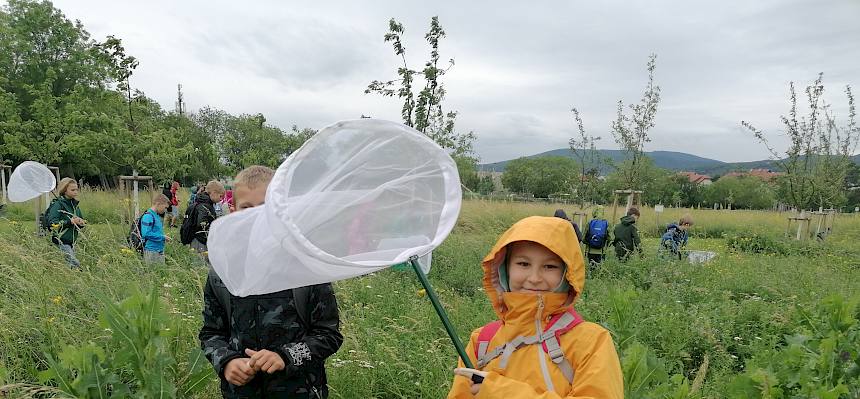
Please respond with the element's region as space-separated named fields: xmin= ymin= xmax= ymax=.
xmin=9 ymin=220 xmax=18 ymax=226
xmin=416 ymin=289 xmax=427 ymax=298
xmin=47 ymin=317 xmax=56 ymax=323
xmin=52 ymin=295 xmax=63 ymax=305
xmin=51 ymin=223 xmax=60 ymax=230
xmin=120 ymin=247 xmax=135 ymax=255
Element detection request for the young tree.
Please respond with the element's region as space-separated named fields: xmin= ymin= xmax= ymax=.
xmin=568 ymin=107 xmax=607 ymax=206
xmin=366 ymin=17 xmax=475 ymax=157
xmin=743 ymin=74 xmax=859 ymax=210
xmin=610 ymin=54 xmax=661 ymax=190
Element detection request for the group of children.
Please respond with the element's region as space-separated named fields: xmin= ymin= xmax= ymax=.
xmin=190 ymin=175 xmax=698 ymax=397
xmin=44 ymin=168 xmax=693 ymax=397
xmin=571 ymin=206 xmax=694 ymax=264
xmin=191 ymin=167 xmax=627 ymax=398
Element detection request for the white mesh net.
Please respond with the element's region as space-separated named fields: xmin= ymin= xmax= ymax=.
xmin=8 ymin=161 xmax=56 ymax=203
xmin=208 ymin=119 xmax=462 ymax=296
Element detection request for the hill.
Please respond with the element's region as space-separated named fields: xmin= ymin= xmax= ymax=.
xmin=480 ymin=150 xmax=860 ymax=176
xmin=479 ymin=149 xmax=725 ymax=174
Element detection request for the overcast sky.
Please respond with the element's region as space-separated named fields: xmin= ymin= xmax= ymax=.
xmin=41 ymin=0 xmax=860 ymax=163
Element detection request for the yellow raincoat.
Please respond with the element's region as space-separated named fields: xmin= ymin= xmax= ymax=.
xmin=448 ymin=216 xmax=623 ymax=399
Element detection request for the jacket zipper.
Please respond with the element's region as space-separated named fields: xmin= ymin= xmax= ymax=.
xmin=535 ymin=294 xmax=556 ymax=392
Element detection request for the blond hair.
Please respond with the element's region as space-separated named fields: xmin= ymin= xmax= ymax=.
xmin=234 ymin=165 xmax=275 ymax=190
xmin=152 ymin=193 xmax=170 ymax=205
xmin=680 ymin=214 xmax=694 ymax=226
xmin=57 ymin=177 xmax=77 ymax=197
xmin=205 ymin=180 xmax=226 ymax=195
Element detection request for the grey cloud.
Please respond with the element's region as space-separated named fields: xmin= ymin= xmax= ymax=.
xmin=50 ymin=0 xmax=860 ymax=164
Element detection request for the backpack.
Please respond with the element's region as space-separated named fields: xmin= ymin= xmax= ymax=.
xmin=586 ymin=219 xmax=609 ymax=249
xmin=128 ymin=210 xmax=154 ymax=254
xmin=180 ymin=203 xmax=199 ymax=245
xmin=474 ymin=308 xmax=584 ymax=385
xmin=40 ymin=198 xmax=61 ymax=237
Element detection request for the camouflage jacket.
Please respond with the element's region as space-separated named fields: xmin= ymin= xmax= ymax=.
xmin=200 ymin=269 xmax=343 ymax=398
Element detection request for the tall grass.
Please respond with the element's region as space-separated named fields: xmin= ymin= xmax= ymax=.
xmin=1 ymin=198 xmax=858 ymax=397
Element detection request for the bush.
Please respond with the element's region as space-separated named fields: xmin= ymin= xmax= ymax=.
xmin=726 ymin=233 xmax=789 ymax=255
xmin=6 ymin=288 xmax=215 ymax=398
xmin=727 ymin=296 xmax=860 ymax=398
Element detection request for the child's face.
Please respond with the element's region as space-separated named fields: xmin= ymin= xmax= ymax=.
xmin=234 ymin=185 xmax=267 ymax=211
xmin=506 ymin=241 xmax=565 ymax=293
xmin=65 ymin=184 xmax=79 ymax=199
xmin=210 ymin=191 xmax=223 ymax=202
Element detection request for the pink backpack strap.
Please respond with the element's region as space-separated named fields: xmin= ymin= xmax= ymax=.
xmin=475 ymin=320 xmax=503 ymax=361
xmin=540 ymin=308 xmax=584 ymax=353
xmin=539 ymin=308 xmax=584 ymax=384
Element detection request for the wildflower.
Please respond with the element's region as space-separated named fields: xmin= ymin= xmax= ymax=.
xmin=417 ymin=289 xmax=427 ymax=298
xmin=47 ymin=317 xmax=56 ymax=323
xmin=9 ymin=220 xmax=18 ymax=226
xmin=51 ymin=223 xmax=60 ymax=230
xmin=51 ymin=295 xmax=63 ymax=305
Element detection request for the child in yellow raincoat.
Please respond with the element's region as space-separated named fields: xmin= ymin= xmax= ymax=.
xmin=448 ymin=216 xmax=623 ymax=398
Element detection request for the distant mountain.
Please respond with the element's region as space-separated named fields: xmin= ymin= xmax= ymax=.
xmin=479 ymin=149 xmax=725 ymax=174
xmin=479 ymin=150 xmax=860 ymax=176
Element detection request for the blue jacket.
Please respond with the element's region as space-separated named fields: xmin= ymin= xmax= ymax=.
xmin=660 ymin=223 xmax=688 ymax=252
xmin=140 ymin=209 xmax=166 ymax=253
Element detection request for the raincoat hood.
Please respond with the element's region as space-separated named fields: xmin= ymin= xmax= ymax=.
xmin=482 ymin=216 xmax=585 ymax=320
xmin=620 ymin=214 xmax=636 ymax=225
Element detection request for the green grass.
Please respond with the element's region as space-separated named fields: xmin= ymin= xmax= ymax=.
xmin=1 ymin=196 xmax=859 ymax=397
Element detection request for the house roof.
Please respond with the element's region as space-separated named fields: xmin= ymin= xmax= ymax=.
xmin=679 ymin=171 xmax=712 ymax=184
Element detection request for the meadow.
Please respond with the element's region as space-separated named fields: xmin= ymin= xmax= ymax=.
xmin=0 ymin=188 xmax=858 ymax=398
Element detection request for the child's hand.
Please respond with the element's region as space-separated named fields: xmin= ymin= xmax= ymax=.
xmin=453 ymin=368 xmax=487 ymax=395
xmin=224 ymin=358 xmax=256 ymax=386
xmin=245 ymin=348 xmax=286 ymax=374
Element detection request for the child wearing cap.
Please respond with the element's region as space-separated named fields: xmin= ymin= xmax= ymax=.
xmin=199 ymin=165 xmax=343 ymax=398
xmin=448 ymin=216 xmax=623 ymax=398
